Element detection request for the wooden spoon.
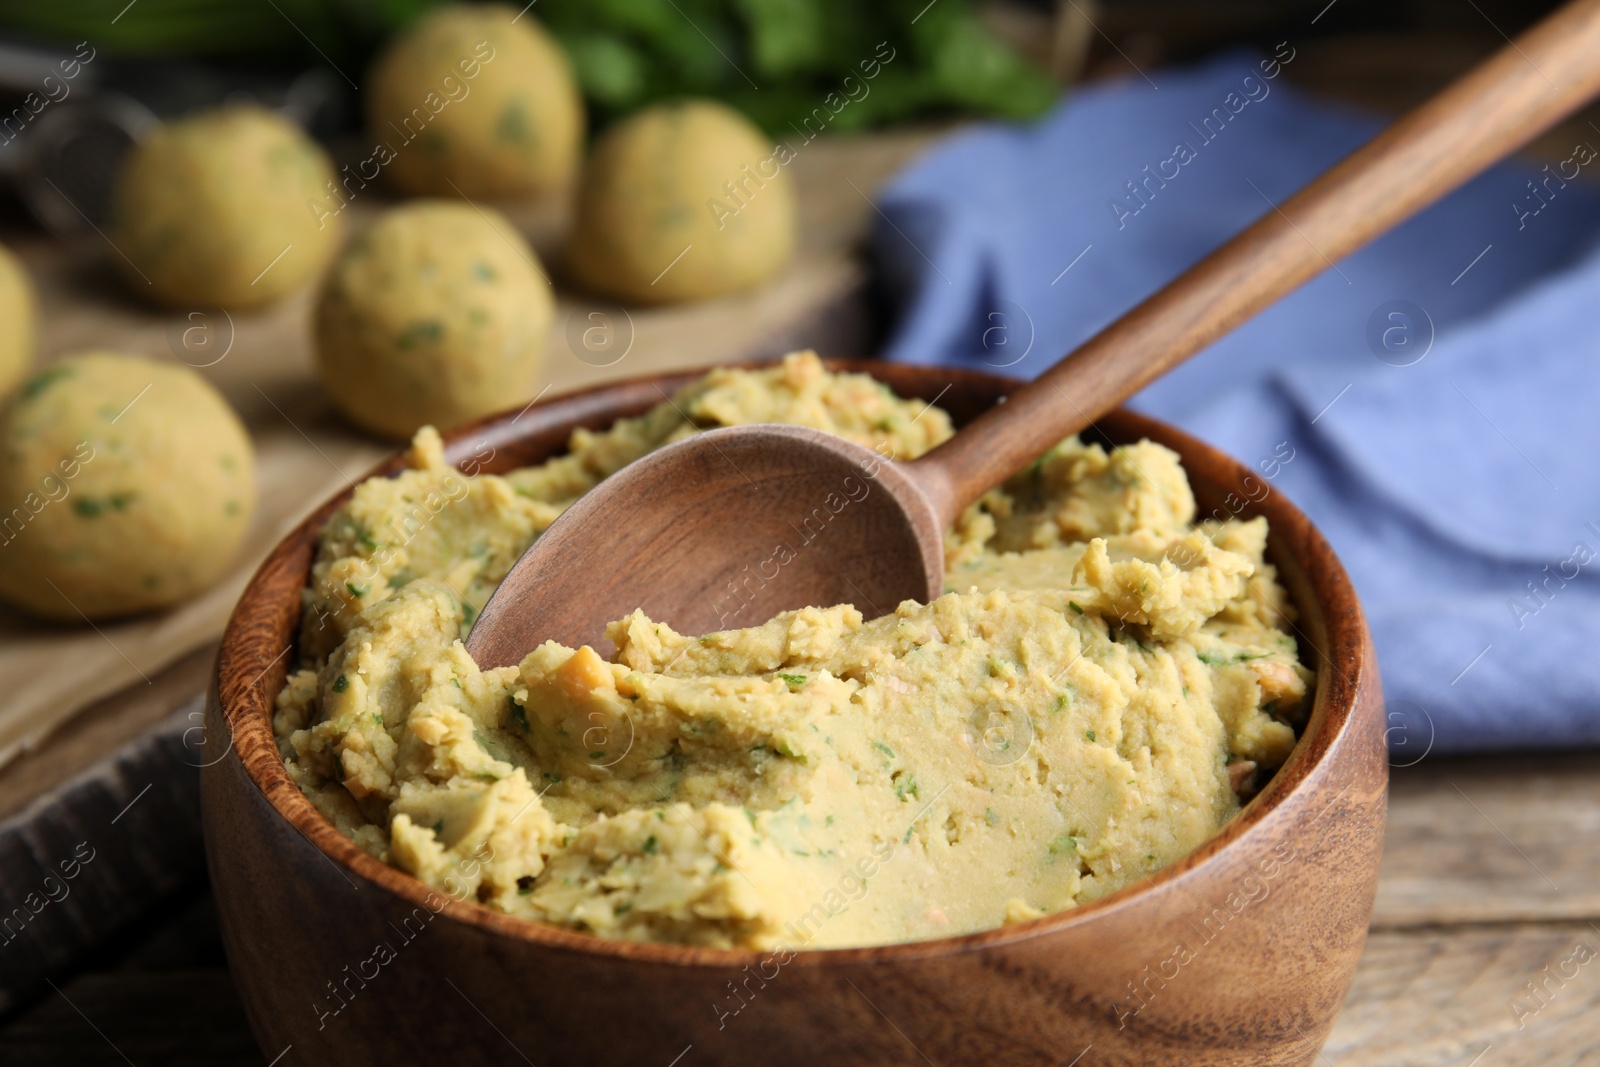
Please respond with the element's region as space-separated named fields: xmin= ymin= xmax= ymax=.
xmin=468 ymin=0 xmax=1600 ymax=668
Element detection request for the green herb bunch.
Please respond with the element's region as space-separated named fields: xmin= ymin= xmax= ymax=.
xmin=1 ymin=0 xmax=1058 ymax=132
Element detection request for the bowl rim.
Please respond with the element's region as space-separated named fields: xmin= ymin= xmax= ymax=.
xmin=212 ymin=358 xmax=1371 ymax=969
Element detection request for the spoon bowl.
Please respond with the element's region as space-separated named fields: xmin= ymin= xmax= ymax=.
xmin=466 ymin=423 xmax=945 ymax=667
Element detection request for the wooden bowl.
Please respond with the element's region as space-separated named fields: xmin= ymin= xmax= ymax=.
xmin=204 ymin=361 xmax=1386 ymax=1067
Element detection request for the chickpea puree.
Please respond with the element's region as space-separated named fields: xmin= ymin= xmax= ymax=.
xmin=276 ymin=353 xmax=1308 ymax=949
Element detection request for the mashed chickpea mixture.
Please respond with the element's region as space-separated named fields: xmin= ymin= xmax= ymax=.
xmin=276 ymin=353 xmax=1310 ymax=949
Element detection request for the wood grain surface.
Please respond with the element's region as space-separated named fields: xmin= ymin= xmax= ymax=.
xmin=1329 ymin=925 xmax=1600 ymax=1066
xmin=1373 ymin=749 xmax=1600 ymax=928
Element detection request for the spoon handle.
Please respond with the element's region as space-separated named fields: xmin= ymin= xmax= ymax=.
xmin=909 ymin=0 xmax=1600 ymax=525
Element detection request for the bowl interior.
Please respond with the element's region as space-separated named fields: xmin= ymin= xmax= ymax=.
xmin=213 ymin=359 xmax=1361 ymax=966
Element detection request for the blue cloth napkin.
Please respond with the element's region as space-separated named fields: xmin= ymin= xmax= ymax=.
xmin=872 ymin=52 xmax=1600 ymax=753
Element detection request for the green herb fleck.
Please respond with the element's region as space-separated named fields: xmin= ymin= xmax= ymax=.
xmin=1068 ymin=601 xmax=1084 ymax=614
xmin=24 ymin=365 xmax=75 ymax=399
xmin=346 ymin=581 xmax=367 ymax=598
xmin=474 ymin=729 xmax=515 ymax=765
xmin=72 ymin=492 xmax=133 ymax=519
xmin=395 ymin=320 xmax=444 ymax=349
xmin=984 ymin=808 xmax=1001 ymax=827
xmin=497 ymin=98 xmax=530 ymax=142
xmin=544 ymin=772 xmax=561 ymax=783
xmin=642 ymin=835 xmax=658 ymax=854
xmin=332 ymin=674 xmax=349 ymax=693
xmin=1085 ymin=730 xmax=1096 ymax=741
xmin=1200 ymin=650 xmax=1266 ymax=666
xmin=872 ymin=740 xmax=895 ymax=759
xmin=777 ymin=673 xmax=808 ymax=689
xmin=894 ymin=774 xmax=919 ymax=803
xmin=1048 ymin=835 xmax=1078 ymax=854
